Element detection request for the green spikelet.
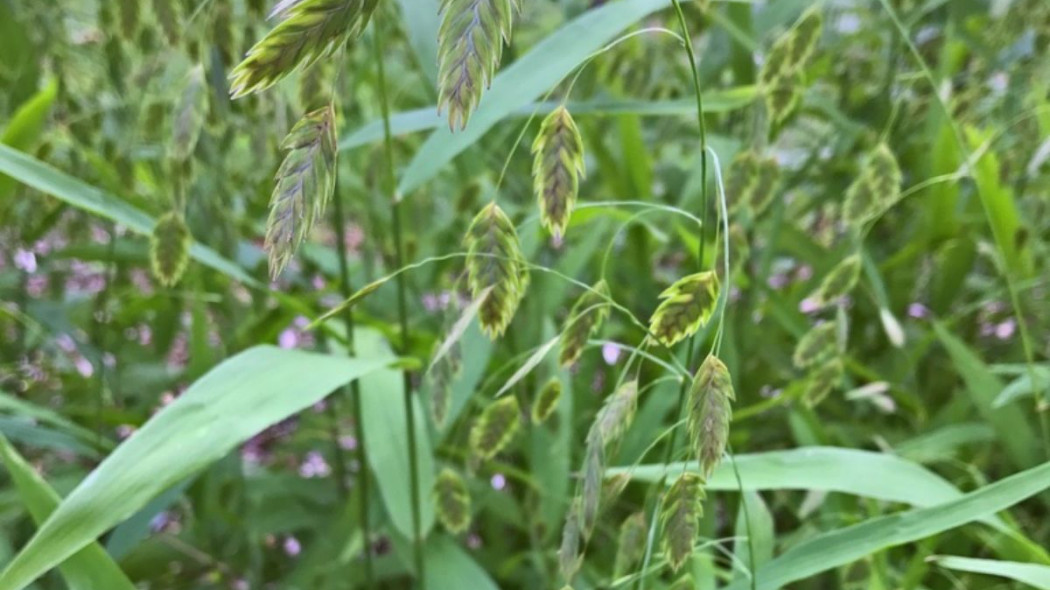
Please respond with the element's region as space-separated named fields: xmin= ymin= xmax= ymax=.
xmin=804 ymin=358 xmax=843 ymax=407
xmin=151 ymin=0 xmax=181 ymax=45
xmin=661 ymin=473 xmax=705 ymax=573
xmin=813 ymin=254 xmax=862 ymax=307
xmin=727 ymin=150 xmax=759 ymax=212
xmin=558 ymin=501 xmax=584 ymax=582
xmin=649 ymin=271 xmax=720 ymax=348
xmin=211 ymin=1 xmax=235 ymax=66
xmin=867 ymin=143 xmax=902 ymax=207
xmin=749 ymin=155 xmax=782 ymax=214
xmin=469 ymin=395 xmax=521 ymax=460
xmin=580 ymin=380 xmax=639 ymax=534
xmin=759 ymin=34 xmax=794 ymax=89
xmin=533 ymin=106 xmax=585 ymax=238
xmin=531 ymin=378 xmax=562 ymax=424
xmin=614 ymin=512 xmax=647 ymax=577
xmin=787 ymin=7 xmax=823 ymax=68
xmin=428 ymin=340 xmax=461 ymax=427
xmin=559 ymin=280 xmax=610 ymax=366
xmin=464 ymin=202 xmax=528 ymax=338
xmin=843 ymin=173 xmax=879 ymax=226
xmin=150 ymin=211 xmax=192 ymax=287
xmin=793 ymin=320 xmax=839 ymax=369
xmin=119 ymin=0 xmax=140 ymax=38
xmin=172 ymin=65 xmax=208 ymax=161
xmin=265 ymin=105 xmax=337 ymax=279
xmin=438 ymin=0 xmax=518 ymax=130
xmin=688 ymin=355 xmax=735 ymax=478
xmin=433 ymin=468 xmax=472 ymax=533
xmin=229 ymin=0 xmax=379 ymax=98
xmin=765 ymin=71 xmax=803 ymax=133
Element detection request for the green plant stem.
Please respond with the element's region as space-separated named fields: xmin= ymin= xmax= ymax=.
xmin=327 ymin=190 xmax=374 ymax=586
xmin=372 ymin=16 xmax=427 ymax=587
xmin=635 ymin=4 xmax=710 ymax=588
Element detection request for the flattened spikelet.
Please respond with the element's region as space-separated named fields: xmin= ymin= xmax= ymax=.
xmin=688 ymin=355 xmax=735 ymax=478
xmin=844 ymin=144 xmax=902 ymax=226
xmin=533 ymin=106 xmax=585 ymax=238
xmin=793 ymin=320 xmax=839 ymax=369
xmin=580 ymin=380 xmax=638 ymax=534
xmin=265 ymin=105 xmax=337 ymax=279
xmin=614 ymin=512 xmax=647 ymax=577
xmin=661 ymin=473 xmax=705 ymax=572
xmin=433 ymin=468 xmax=472 ymax=533
xmin=150 ymin=211 xmax=192 ymax=287
xmin=559 ymin=280 xmax=610 ymax=366
xmin=558 ymin=502 xmax=584 ymax=581
xmin=804 ymin=357 xmax=843 ymax=407
xmin=172 ymin=65 xmax=208 ymax=161
xmin=813 ymin=254 xmax=862 ymax=307
xmin=759 ymin=34 xmax=794 ymax=88
xmin=229 ymin=0 xmax=378 ymax=98
xmin=649 ymin=271 xmax=720 ymax=347
xmin=428 ymin=339 xmax=461 ymax=427
xmin=531 ymin=378 xmax=562 ymax=424
xmin=469 ymin=395 xmax=520 ymax=460
xmin=727 ymin=150 xmax=759 ymax=212
xmin=438 ymin=0 xmax=518 ymax=130
xmin=119 ymin=0 xmax=140 ymax=38
xmin=464 ymin=202 xmax=528 ymax=338
xmin=765 ymin=71 xmax=803 ymax=133
xmin=787 ymin=7 xmax=823 ymax=68
xmin=750 ymin=156 xmax=782 ymax=214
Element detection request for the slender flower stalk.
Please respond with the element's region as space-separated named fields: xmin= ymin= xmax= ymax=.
xmin=371 ymin=13 xmax=427 ymax=587
xmin=329 ymin=178 xmax=375 ymax=586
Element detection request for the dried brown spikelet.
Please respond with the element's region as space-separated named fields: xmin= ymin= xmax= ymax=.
xmin=531 ymin=378 xmax=562 ymax=424
xmin=150 ymin=211 xmax=192 ymax=287
xmin=813 ymin=254 xmax=862 ymax=307
xmin=433 ymin=468 xmax=472 ymax=533
xmin=792 ymin=320 xmax=839 ymax=369
xmin=469 ymin=395 xmax=521 ymax=460
xmin=533 ymin=106 xmax=585 ymax=238
xmin=229 ymin=0 xmax=378 ymax=98
xmin=661 ymin=473 xmax=705 ymax=572
xmin=614 ymin=512 xmax=647 ymax=577
xmin=688 ymin=355 xmax=735 ymax=478
xmin=172 ymin=65 xmax=208 ymax=161
xmin=558 ymin=502 xmax=584 ymax=581
xmin=649 ymin=271 xmax=720 ymax=348
xmin=559 ymin=280 xmax=610 ymax=366
xmin=464 ymin=202 xmax=528 ymax=338
xmin=438 ymin=0 xmax=518 ymax=130
xmin=580 ymin=380 xmax=639 ymax=534
xmin=265 ymin=105 xmax=337 ymax=279
xmin=804 ymin=357 xmax=843 ymax=407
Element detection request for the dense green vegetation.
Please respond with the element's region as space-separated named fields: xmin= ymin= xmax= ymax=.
xmin=1 ymin=0 xmax=1049 ymax=589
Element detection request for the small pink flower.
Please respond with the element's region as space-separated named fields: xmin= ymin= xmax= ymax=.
xmin=907 ymin=302 xmax=929 ymax=319
xmin=994 ymin=319 xmax=1016 ymax=340
xmin=278 ymin=328 xmax=298 ymax=349
xmin=490 ymin=473 xmax=506 ymax=491
xmin=13 ymin=249 xmax=37 ymax=273
xmin=799 ymin=297 xmax=820 ymax=314
xmin=601 ymin=342 xmax=622 ymax=365
xmin=73 ymin=356 xmax=94 ymax=378
xmin=283 ymin=536 xmax=301 ymax=557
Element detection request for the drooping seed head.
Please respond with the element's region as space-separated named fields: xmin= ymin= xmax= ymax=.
xmin=229 ymin=0 xmax=378 ymax=98
xmin=812 ymin=254 xmax=862 ymax=307
xmin=804 ymin=357 xmax=844 ymax=407
xmin=688 ymin=355 xmax=735 ymax=478
xmin=150 ymin=211 xmax=192 ymax=287
xmin=433 ymin=468 xmax=472 ymax=533
xmin=793 ymin=320 xmax=840 ymax=369
xmin=649 ymin=271 xmax=720 ymax=348
xmin=469 ymin=395 xmax=521 ymax=460
xmin=438 ymin=0 xmax=519 ymax=130
xmin=533 ymin=106 xmax=585 ymax=238
xmin=265 ymin=105 xmax=337 ymax=279
xmin=614 ymin=512 xmax=648 ymax=577
xmin=559 ymin=280 xmax=610 ymax=366
xmin=531 ymin=378 xmax=563 ymax=424
xmin=464 ymin=202 xmax=529 ymax=338
xmin=171 ymin=64 xmax=208 ymax=162
xmin=661 ymin=473 xmax=705 ymax=572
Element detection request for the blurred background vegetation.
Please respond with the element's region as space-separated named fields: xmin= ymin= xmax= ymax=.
xmin=0 ymin=0 xmax=1049 ymax=588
